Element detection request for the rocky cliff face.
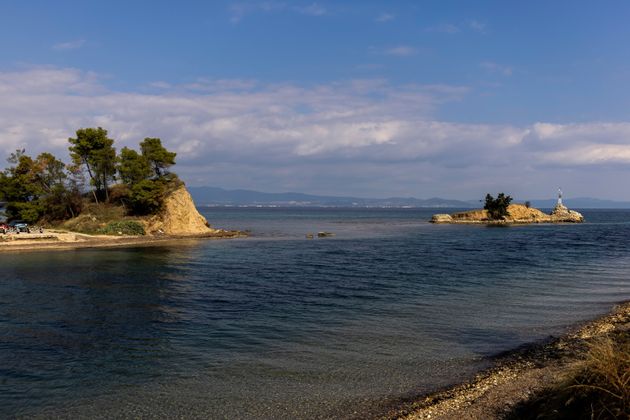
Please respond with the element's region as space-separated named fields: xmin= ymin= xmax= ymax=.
xmin=144 ymin=185 xmax=217 ymax=236
xmin=431 ymin=203 xmax=584 ymax=224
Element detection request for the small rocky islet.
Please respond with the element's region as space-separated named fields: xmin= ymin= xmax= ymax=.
xmin=431 ymin=202 xmax=584 ymax=224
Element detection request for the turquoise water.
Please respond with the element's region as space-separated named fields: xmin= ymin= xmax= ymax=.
xmin=1 ymin=208 xmax=629 ymax=418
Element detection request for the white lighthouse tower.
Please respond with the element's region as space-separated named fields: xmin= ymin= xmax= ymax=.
xmin=553 ymin=187 xmax=570 ymax=215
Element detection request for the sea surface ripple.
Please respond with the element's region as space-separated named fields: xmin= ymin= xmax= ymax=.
xmin=1 ymin=208 xmax=629 ymax=418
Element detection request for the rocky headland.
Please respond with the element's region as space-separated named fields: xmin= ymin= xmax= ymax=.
xmin=0 ymin=184 xmax=244 ymax=252
xmin=143 ymin=184 xmax=225 ymax=236
xmin=431 ymin=203 xmax=584 ymax=224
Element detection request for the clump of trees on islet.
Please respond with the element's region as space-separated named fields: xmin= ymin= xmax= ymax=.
xmin=0 ymin=127 xmax=179 ymax=224
xmin=484 ymin=192 xmax=513 ymax=220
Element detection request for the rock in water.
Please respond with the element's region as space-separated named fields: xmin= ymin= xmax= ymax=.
xmin=431 ymin=214 xmax=454 ymax=223
xmin=550 ymin=203 xmax=584 ymax=223
xmin=317 ymin=232 xmax=335 ymax=238
xmin=145 ymin=184 xmax=216 ymax=236
xmin=430 ymin=203 xmax=584 ymax=224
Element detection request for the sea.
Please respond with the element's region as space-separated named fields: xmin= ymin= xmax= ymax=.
xmin=1 ymin=208 xmax=629 ymax=418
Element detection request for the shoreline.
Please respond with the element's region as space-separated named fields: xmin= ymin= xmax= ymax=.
xmin=0 ymin=229 xmax=247 ymax=253
xmin=379 ymin=300 xmax=630 ymax=419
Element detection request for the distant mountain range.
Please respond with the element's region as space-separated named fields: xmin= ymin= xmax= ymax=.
xmin=188 ymin=187 xmax=630 ymax=208
xmin=188 ymin=187 xmax=474 ymax=208
xmin=526 ymin=197 xmax=630 ymax=209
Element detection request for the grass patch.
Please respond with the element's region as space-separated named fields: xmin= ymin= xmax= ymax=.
xmin=98 ymin=220 xmax=145 ymax=236
xmin=60 ymin=203 xmax=145 ymax=235
xmin=507 ymin=331 xmax=629 ymax=419
xmin=60 ymin=203 xmax=127 ymax=234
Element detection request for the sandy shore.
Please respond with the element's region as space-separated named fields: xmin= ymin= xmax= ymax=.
xmin=382 ymin=301 xmax=630 ymax=420
xmin=0 ymin=229 xmax=246 ymax=253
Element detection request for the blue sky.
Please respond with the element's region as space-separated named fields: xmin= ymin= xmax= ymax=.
xmin=1 ymin=1 xmax=630 ymax=199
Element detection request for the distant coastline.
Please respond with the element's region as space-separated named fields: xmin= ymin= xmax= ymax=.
xmin=188 ymin=186 xmax=630 ymax=209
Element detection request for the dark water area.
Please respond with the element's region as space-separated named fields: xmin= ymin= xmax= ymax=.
xmin=1 ymin=208 xmax=629 ymax=418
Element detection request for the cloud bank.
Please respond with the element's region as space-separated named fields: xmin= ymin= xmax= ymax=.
xmin=1 ymin=67 xmax=629 ymax=198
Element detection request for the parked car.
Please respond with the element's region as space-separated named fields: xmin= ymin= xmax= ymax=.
xmin=8 ymin=220 xmax=30 ymax=233
xmin=0 ymin=223 xmax=8 ymax=234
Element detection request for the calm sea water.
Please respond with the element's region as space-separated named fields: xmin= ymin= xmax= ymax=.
xmin=1 ymin=208 xmax=629 ymax=418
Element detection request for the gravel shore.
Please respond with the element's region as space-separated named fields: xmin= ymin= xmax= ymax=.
xmin=384 ymin=301 xmax=630 ymax=420
xmin=0 ymin=229 xmax=245 ymax=253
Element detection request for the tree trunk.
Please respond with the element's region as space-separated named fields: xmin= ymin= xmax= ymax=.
xmin=83 ymin=158 xmax=99 ymax=204
xmin=104 ymin=179 xmax=109 ymax=202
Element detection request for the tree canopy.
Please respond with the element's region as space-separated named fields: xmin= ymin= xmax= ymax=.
xmin=117 ymin=147 xmax=152 ymax=185
xmin=140 ymin=138 xmax=176 ymax=178
xmin=68 ymin=127 xmax=116 ymax=202
xmin=0 ymin=150 xmax=82 ymax=223
xmin=484 ymin=193 xmax=513 ymax=220
xmin=117 ymin=139 xmax=179 ymax=214
xmin=0 ymin=128 xmax=179 ymax=224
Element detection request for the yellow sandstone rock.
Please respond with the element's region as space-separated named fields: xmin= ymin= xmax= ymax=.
xmin=144 ymin=185 xmax=217 ymax=236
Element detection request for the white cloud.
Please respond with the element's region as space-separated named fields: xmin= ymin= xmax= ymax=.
xmin=469 ymin=20 xmax=486 ymax=33
xmin=228 ymin=1 xmax=286 ymax=23
xmin=228 ymin=1 xmax=326 ymax=22
xmin=149 ymin=81 xmax=172 ymax=89
xmin=383 ymin=46 xmax=417 ymax=57
xmin=296 ymin=2 xmax=326 ymax=16
xmin=480 ymin=61 xmax=513 ymax=76
xmin=525 ymin=122 xmax=630 ymax=165
xmin=52 ymin=39 xmax=86 ymax=51
xmin=2 ymin=67 xmax=630 ymax=198
xmin=426 ymin=20 xmax=488 ymax=35
xmin=426 ymin=23 xmax=460 ymax=34
xmin=375 ymin=13 xmax=395 ymax=22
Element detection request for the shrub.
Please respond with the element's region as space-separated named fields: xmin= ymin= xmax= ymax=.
xmin=568 ymin=333 xmax=630 ymax=418
xmin=6 ymin=201 xmax=43 ymax=224
xmin=108 ymin=183 xmax=131 ymax=203
xmin=98 ymin=220 xmax=145 ymax=236
xmin=506 ymin=332 xmax=629 ymax=419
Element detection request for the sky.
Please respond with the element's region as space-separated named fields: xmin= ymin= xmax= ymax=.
xmin=1 ymin=1 xmax=630 ymax=200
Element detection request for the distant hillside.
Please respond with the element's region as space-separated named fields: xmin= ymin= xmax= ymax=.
xmin=526 ymin=198 xmax=630 ymax=209
xmin=188 ymin=187 xmax=475 ymax=208
xmin=187 ymin=187 xmax=630 ymax=209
